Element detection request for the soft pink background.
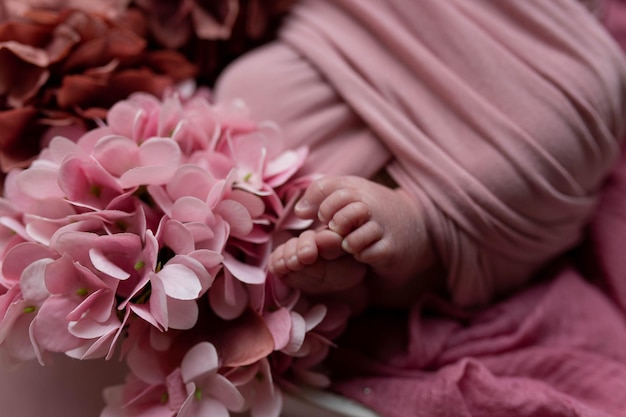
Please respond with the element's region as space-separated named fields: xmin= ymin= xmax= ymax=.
xmin=0 ymin=356 xmax=127 ymax=417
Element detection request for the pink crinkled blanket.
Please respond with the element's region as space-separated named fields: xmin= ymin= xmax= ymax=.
xmin=330 ymin=225 xmax=626 ymax=416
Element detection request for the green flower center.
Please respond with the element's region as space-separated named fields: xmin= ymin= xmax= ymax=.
xmin=89 ymin=184 xmax=102 ymax=198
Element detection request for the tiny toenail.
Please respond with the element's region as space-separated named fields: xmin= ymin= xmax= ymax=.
xmin=341 ymin=239 xmax=351 ymax=252
xmin=288 ymin=255 xmax=298 ymax=265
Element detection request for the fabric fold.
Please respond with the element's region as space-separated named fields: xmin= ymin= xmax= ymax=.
xmin=329 ymin=266 xmax=626 ymax=416
xmin=277 ymin=0 xmax=626 ymax=305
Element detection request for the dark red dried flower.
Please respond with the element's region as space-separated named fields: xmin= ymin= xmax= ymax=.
xmin=0 ymin=0 xmax=296 ymax=171
xmin=0 ymin=6 xmax=197 ymax=171
xmin=136 ymin=0 xmax=296 ymax=83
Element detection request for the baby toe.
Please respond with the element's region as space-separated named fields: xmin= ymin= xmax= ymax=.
xmin=355 ymin=237 xmax=396 ymax=266
xmin=329 ymin=201 xmax=371 ymax=235
xmin=296 ymin=230 xmax=319 ymax=265
xmin=342 ymin=221 xmax=384 ymax=255
xmin=318 ymin=188 xmax=361 ymax=224
xmin=284 ymin=238 xmax=304 ymax=271
xmin=315 ymin=229 xmax=345 ymax=260
xmin=269 ymin=244 xmax=289 ymax=276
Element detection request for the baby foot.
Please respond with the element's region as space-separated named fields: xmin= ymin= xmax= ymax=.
xmin=269 ymin=229 xmax=367 ymax=294
xmin=293 ymin=175 xmax=435 ymax=287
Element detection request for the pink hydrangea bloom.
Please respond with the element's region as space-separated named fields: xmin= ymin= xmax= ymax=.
xmin=178 ymin=342 xmax=245 ymax=417
xmin=0 ymin=89 xmax=350 ymax=416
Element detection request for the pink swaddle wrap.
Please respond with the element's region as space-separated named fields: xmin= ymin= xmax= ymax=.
xmin=216 ymin=0 xmax=626 ymax=306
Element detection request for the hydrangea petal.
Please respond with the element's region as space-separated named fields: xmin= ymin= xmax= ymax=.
xmin=68 ymin=314 xmax=121 ymax=339
xmin=43 ymin=256 xmax=84 ymax=295
xmin=126 ymin=341 xmax=168 ymax=385
xmin=92 ymin=135 xmax=140 ymax=176
xmin=155 ymin=263 xmax=202 ymax=300
xmin=65 ymin=328 xmax=117 ymax=360
xmin=189 ymin=249 xmax=223 ymax=269
xmin=263 ymin=308 xmax=292 ymax=351
xmin=303 ymin=304 xmax=327 ymax=332
xmin=0 ymin=297 xmax=30 ymax=345
xmin=0 ymin=216 xmax=29 ymax=242
xmin=181 ymin=341 xmax=219 ymax=383
xmin=208 ymin=309 xmax=274 ymax=368
xmin=58 ymin=157 xmax=124 ymax=209
xmin=169 ymin=254 xmax=213 ymax=294
xmin=283 ymin=312 xmax=306 ymax=354
xmin=47 ymin=136 xmax=85 ymax=163
xmin=139 ymin=137 xmax=181 ymax=167
xmin=146 ymin=184 xmax=173 ymax=216
xmin=14 ymin=315 xmax=39 ymax=362
xmin=32 ymin=296 xmax=83 ymax=352
xmin=66 ymin=288 xmax=114 ymax=323
xmin=264 ymin=147 xmax=308 ymax=188
xmin=249 ymin=365 xmax=283 ymax=417
xmin=216 ymin=199 xmax=253 ymax=238
xmin=119 ymin=165 xmax=177 ymax=188
xmin=19 ymin=258 xmax=53 ymax=301
xmin=205 ymin=374 xmax=246 ymax=412
xmin=178 ymin=386 xmax=230 ymax=417
xmin=2 ymin=242 xmax=47 ymax=282
xmin=148 ymin=273 xmax=168 ymax=329
xmin=228 ymin=189 xmax=265 ymax=218
xmin=25 ymin=217 xmax=68 ymax=246
xmin=106 ymin=100 xmax=143 ymax=139
xmin=171 ymin=196 xmax=210 ymax=223
xmin=166 ymin=297 xmax=198 ymax=330
xmin=209 ymin=272 xmax=247 ymax=320
xmin=89 ymin=248 xmax=131 ymax=280
xmin=158 ymin=218 xmax=195 ymax=255
xmin=222 ymin=253 xmax=265 ymax=284
xmin=15 ymin=161 xmax=63 ymax=199
xmin=166 ymin=165 xmax=216 ymax=201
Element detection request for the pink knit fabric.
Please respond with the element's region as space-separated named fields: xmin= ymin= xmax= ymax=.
xmin=216 ymin=0 xmax=626 ymax=307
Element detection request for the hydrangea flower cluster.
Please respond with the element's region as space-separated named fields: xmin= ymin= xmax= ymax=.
xmin=0 ymin=89 xmax=350 ymax=417
xmin=0 ymin=0 xmax=295 ymax=171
